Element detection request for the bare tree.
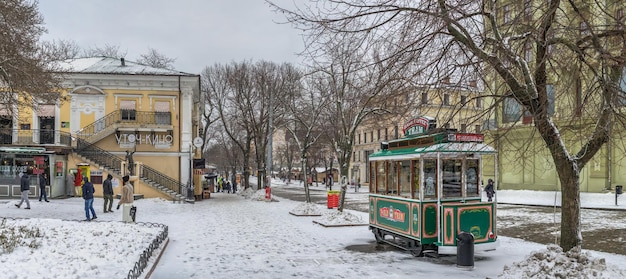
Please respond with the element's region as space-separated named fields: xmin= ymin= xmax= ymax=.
xmin=39 ymin=39 xmax=82 ymax=61
xmin=300 ymin=31 xmax=414 ymax=212
xmin=270 ymin=0 xmax=626 ymax=251
xmin=278 ymin=71 xmax=331 ymax=202
xmin=82 ymin=43 xmax=127 ymax=58
xmin=0 ymin=0 xmax=62 ymax=119
xmin=137 ymin=48 xmax=177 ymax=69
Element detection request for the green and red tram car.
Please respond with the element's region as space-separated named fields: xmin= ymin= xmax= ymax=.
xmin=368 ymin=117 xmax=499 ymax=256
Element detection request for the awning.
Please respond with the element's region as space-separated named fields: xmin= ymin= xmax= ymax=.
xmin=120 ymin=100 xmax=136 ymax=110
xmin=154 ymin=101 xmax=170 ymax=112
xmin=369 ymin=142 xmax=496 ymax=161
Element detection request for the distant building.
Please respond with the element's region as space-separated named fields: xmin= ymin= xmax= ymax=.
xmin=0 ymin=57 xmax=203 ymax=201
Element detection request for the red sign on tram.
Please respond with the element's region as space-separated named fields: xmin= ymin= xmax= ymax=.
xmin=449 ymin=133 xmax=484 ymax=142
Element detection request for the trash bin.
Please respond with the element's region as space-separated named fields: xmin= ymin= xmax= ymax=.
xmin=617 ymin=185 xmax=623 ymax=195
xmin=456 ymin=231 xmax=474 ymax=269
xmin=327 ymin=190 xmax=339 ymax=208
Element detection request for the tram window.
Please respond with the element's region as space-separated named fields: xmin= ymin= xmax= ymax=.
xmin=387 ymin=162 xmax=398 ymax=195
xmin=423 ymin=159 xmax=437 ymax=199
xmin=441 ymin=159 xmax=462 ymax=197
xmin=376 ymin=162 xmax=386 ymax=194
xmin=466 ymin=159 xmax=480 ymax=197
xmin=442 ymin=159 xmax=462 ymax=197
xmin=399 ymin=160 xmax=411 ymax=197
xmin=412 ymin=160 xmax=420 ymax=199
xmin=368 ymin=162 xmax=376 ymax=193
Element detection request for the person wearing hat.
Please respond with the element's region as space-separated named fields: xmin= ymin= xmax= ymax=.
xmin=118 ymin=175 xmax=134 ymax=223
xmin=102 ymin=174 xmax=114 ymax=213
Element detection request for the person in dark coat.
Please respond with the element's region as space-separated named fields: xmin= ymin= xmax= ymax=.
xmin=485 ymin=178 xmax=496 ymax=202
xmin=102 ymin=174 xmax=114 ymax=213
xmin=39 ymin=173 xmax=49 ymax=202
xmin=15 ymin=173 xmax=31 ymax=209
xmin=82 ymin=176 xmax=97 ymax=221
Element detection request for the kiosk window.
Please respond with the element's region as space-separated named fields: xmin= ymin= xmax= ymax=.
xmin=442 ymin=159 xmax=462 ymax=197
xmin=412 ymin=160 xmax=420 ymax=199
xmin=376 ymin=162 xmax=386 ymax=194
xmin=466 ymin=159 xmax=480 ymax=197
xmin=387 ymin=162 xmax=398 ymax=195
xmin=423 ymin=159 xmax=437 ymax=199
xmin=398 ymin=160 xmax=411 ymax=197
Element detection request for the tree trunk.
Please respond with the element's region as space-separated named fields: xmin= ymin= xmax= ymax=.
xmin=558 ymin=164 xmax=582 ymax=251
xmin=302 ymin=157 xmax=311 ymax=203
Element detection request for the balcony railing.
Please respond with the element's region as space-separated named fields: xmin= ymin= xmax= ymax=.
xmin=76 ymin=110 xmax=172 ymax=139
xmin=0 ymin=129 xmax=72 ymax=146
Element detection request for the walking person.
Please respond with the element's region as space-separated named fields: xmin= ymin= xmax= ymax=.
xmin=15 ymin=172 xmax=31 ymax=209
xmin=82 ymin=176 xmax=97 ymax=221
xmin=102 ymin=174 xmax=114 ymax=213
xmin=39 ymin=173 xmax=49 ymax=202
xmin=485 ymin=178 xmax=496 ymax=202
xmin=118 ymin=175 xmax=134 ymax=223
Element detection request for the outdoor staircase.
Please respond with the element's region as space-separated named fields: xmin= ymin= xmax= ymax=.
xmin=73 ymin=111 xmax=186 ymax=202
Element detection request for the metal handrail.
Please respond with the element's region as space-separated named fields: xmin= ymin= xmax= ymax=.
xmin=0 ymin=129 xmax=73 ymax=146
xmin=75 ymin=138 xmax=124 ymax=173
xmin=75 ymin=138 xmax=185 ymax=200
xmin=140 ymin=164 xmax=185 ymax=196
xmin=76 ymin=110 xmax=172 ymax=139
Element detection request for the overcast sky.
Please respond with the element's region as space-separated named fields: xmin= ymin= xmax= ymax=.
xmin=37 ymin=0 xmax=304 ymax=74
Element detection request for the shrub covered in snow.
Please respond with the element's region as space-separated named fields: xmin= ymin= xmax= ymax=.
xmin=499 ymin=244 xmax=626 ymax=279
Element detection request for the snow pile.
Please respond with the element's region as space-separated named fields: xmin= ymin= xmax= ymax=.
xmin=499 ymin=244 xmax=626 ymax=279
xmin=315 ymin=209 xmax=365 ymax=226
xmin=242 ymin=188 xmax=279 ymax=202
xmin=0 ymin=218 xmax=162 ymax=278
xmin=289 ymin=202 xmax=323 ymax=216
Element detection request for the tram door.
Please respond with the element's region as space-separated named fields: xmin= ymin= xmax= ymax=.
xmin=39 ymin=117 xmax=55 ymax=144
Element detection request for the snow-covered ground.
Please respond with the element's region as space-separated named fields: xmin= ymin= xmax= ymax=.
xmin=1 ymin=178 xmax=626 ymax=278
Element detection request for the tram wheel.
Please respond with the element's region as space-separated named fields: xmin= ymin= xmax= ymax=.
xmin=408 ymin=241 xmax=423 ymax=257
xmin=373 ymin=228 xmax=384 ymax=244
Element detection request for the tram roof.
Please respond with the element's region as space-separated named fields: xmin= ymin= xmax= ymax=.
xmin=369 ymin=142 xmax=496 ymax=161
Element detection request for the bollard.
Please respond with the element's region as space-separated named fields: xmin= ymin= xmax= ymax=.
xmin=265 ymin=186 xmax=271 ymax=201
xmin=616 ymin=185 xmax=623 ymax=206
xmin=456 ymin=231 xmax=474 ymax=270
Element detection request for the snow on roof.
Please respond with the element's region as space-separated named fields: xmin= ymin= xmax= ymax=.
xmin=56 ymin=56 xmax=196 ymax=76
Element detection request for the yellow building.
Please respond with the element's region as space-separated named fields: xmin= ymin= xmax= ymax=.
xmin=0 ymin=57 xmax=202 ymax=201
xmin=351 ymin=81 xmax=486 ymax=187
xmin=485 ymin=1 xmax=626 ymax=192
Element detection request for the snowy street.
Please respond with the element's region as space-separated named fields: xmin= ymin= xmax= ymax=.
xmin=1 ymin=181 xmax=626 ymax=278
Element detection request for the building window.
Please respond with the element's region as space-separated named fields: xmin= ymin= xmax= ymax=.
xmin=377 ymin=129 xmax=380 ymax=141
xmin=525 ymin=42 xmax=532 ymax=62
xmin=370 ymin=131 xmax=373 ymax=142
xmin=460 ymin=95 xmax=467 ymax=105
xmin=358 ymin=133 xmax=361 ymax=144
xmin=364 ymin=132 xmax=367 ymax=144
xmin=524 ymin=0 xmax=532 ymax=20
xmin=475 ymin=125 xmax=481 ymax=133
xmin=120 ymin=100 xmax=136 ymax=121
xmin=503 ymin=97 xmax=522 ymax=123
xmin=394 ymin=125 xmax=399 ymax=139
xmin=154 ymin=101 xmax=171 ymax=125
xmin=421 ymin=92 xmax=428 ymax=104
xmin=384 ymin=128 xmax=388 ymax=140
xmin=443 ymin=94 xmax=450 ymax=106
xmin=618 ymin=67 xmax=626 ymax=106
xmin=546 ymin=84 xmax=555 ymax=116
xmin=503 ymin=4 xmax=512 ymax=23
xmin=476 ymin=98 xmax=482 ymax=108
xmin=460 ymin=124 xmax=467 ymax=133
xmin=580 ymin=22 xmax=590 ymax=36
